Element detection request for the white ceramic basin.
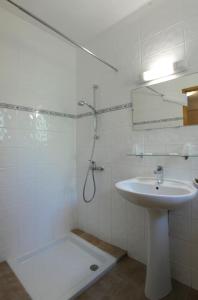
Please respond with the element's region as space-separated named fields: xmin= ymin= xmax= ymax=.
xmin=115 ymin=177 xmax=197 ymax=210
xmin=115 ymin=177 xmax=197 ymax=300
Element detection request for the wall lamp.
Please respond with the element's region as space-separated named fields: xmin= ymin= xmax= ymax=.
xmin=142 ymin=59 xmax=186 ymax=82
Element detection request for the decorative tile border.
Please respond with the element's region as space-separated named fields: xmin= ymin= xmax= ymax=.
xmin=0 ymin=103 xmax=76 ymax=118
xmin=0 ymin=101 xmax=183 ymax=128
xmin=97 ymin=102 xmax=132 ymax=115
xmin=0 ymin=102 xmax=182 ymax=126
xmin=0 ymin=102 xmax=133 ymax=119
xmin=77 ymin=102 xmax=132 ymax=118
xmin=133 ymin=117 xmax=183 ymax=126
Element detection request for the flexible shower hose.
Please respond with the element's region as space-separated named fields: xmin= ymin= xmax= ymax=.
xmin=82 ymin=135 xmax=97 ymax=203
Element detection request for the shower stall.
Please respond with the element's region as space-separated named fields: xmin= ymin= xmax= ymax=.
xmin=9 ymin=234 xmax=115 ymax=300
xmin=0 ymin=1 xmax=118 ymax=300
xmin=78 ymin=86 xmax=104 ymax=203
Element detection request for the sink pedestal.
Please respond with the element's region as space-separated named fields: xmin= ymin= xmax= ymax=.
xmin=115 ymin=177 xmax=197 ymax=299
xmin=145 ymin=209 xmax=172 ymax=300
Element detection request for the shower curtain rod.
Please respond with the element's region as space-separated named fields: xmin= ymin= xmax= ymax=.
xmin=6 ymin=0 xmax=119 ymax=72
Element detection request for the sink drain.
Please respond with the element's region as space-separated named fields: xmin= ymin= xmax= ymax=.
xmin=90 ymin=264 xmax=99 ymax=271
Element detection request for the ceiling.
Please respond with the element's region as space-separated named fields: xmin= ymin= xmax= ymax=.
xmin=10 ymin=0 xmax=151 ymax=43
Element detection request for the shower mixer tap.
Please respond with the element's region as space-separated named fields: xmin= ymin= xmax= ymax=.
xmin=90 ymin=161 xmax=104 ymax=171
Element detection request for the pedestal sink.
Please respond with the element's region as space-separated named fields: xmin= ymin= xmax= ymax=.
xmin=115 ymin=177 xmax=197 ymax=300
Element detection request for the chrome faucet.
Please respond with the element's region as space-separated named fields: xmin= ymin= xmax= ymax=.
xmin=154 ymin=165 xmax=164 ymax=185
xmin=90 ymin=161 xmax=104 ymax=171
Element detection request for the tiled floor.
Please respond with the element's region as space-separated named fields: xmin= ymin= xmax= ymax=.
xmin=0 ymin=262 xmax=31 ymax=300
xmin=0 ymin=231 xmax=198 ymax=300
xmin=71 ymin=229 xmax=127 ymax=260
xmin=77 ymin=256 xmax=198 ymax=300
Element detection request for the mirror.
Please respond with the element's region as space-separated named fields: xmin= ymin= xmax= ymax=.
xmin=132 ymin=73 xmax=198 ymax=130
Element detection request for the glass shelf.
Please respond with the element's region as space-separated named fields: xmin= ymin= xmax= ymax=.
xmin=127 ymin=153 xmax=198 ymax=160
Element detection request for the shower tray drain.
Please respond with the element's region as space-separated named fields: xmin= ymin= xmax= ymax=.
xmin=90 ymin=264 xmax=99 ymax=271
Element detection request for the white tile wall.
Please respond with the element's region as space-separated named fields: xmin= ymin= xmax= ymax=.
xmin=0 ymin=109 xmax=77 ymax=259
xmin=76 ymin=0 xmax=198 ymax=289
xmin=0 ymin=6 xmax=77 ymax=260
xmin=0 ymin=6 xmax=77 ymax=114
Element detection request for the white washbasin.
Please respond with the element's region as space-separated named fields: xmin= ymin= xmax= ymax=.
xmin=115 ymin=177 xmax=197 ymax=210
xmin=115 ymin=176 xmax=197 ymax=300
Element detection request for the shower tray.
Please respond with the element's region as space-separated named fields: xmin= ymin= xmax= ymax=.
xmin=8 ymin=233 xmax=116 ymax=300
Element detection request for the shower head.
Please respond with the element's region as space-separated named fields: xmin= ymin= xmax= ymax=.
xmin=78 ymin=100 xmax=97 ymax=114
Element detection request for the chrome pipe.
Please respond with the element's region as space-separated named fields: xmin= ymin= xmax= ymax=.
xmin=6 ymin=0 xmax=119 ymax=72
